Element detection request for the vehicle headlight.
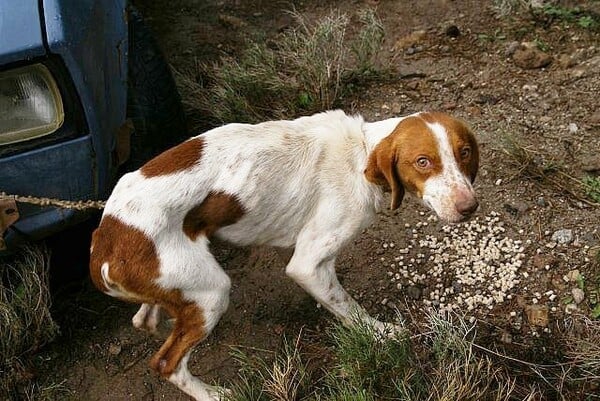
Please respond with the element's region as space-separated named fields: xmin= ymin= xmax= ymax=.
xmin=0 ymin=64 xmax=64 ymax=145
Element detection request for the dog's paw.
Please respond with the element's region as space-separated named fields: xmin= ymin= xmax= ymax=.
xmin=206 ymin=385 xmax=231 ymax=401
xmin=132 ymin=304 xmax=161 ymax=333
xmin=372 ymin=320 xmax=405 ymax=340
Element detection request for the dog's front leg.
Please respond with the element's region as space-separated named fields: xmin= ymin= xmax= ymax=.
xmin=286 ymin=246 xmax=398 ymax=336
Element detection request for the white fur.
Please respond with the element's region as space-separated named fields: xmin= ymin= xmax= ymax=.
xmin=421 ymin=120 xmax=475 ymax=222
xmin=99 ymin=110 xmax=475 ymax=400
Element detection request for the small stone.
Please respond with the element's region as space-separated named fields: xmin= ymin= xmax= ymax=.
xmin=512 ymin=42 xmax=552 ymax=69
xmin=406 ymin=45 xmax=424 ymax=55
xmin=406 ymin=285 xmax=422 ymax=300
xmin=536 ymin=196 xmax=547 ymax=207
xmin=495 ymin=178 xmax=503 ymax=186
xmin=394 ymin=30 xmax=427 ymax=50
xmin=565 ymin=303 xmax=578 ymax=314
xmin=567 ymin=269 xmax=581 ymax=282
xmin=108 ymin=343 xmax=122 ymax=356
xmin=589 ymin=110 xmax=600 ymax=125
xmin=567 ymin=123 xmax=578 ymax=134
xmin=445 ymin=25 xmax=460 ymax=38
xmin=572 ymin=288 xmax=585 ymax=304
xmin=505 ymin=41 xmax=520 ymax=57
xmin=525 ymin=304 xmax=549 ymax=327
xmin=218 ymin=14 xmax=247 ymax=29
xmin=552 ymin=229 xmax=573 ymax=245
xmin=500 ymin=331 xmax=512 ymax=344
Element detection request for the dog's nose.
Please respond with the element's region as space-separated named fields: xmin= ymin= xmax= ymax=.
xmin=455 ymin=197 xmax=479 ymax=216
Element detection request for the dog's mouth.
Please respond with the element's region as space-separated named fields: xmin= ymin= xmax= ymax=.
xmin=421 ymin=199 xmax=477 ymax=224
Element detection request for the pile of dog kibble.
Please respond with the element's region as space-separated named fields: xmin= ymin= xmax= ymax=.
xmin=383 ymin=211 xmax=527 ymax=318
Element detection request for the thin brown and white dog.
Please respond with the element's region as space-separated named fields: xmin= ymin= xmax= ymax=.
xmin=89 ymin=110 xmax=479 ymax=400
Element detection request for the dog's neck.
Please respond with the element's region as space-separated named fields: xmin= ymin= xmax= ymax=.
xmin=362 ymin=116 xmax=406 ymax=153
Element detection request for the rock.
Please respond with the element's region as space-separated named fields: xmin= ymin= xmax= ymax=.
xmin=505 ymin=41 xmax=520 ymax=57
xmin=589 ymin=110 xmax=600 ymax=125
xmin=275 ymin=14 xmax=293 ymax=32
xmin=552 ymin=229 xmax=573 ymax=245
xmin=558 ymin=54 xmax=577 ymax=68
xmin=406 ymin=45 xmax=424 ymax=55
xmin=572 ymin=288 xmax=585 ymax=304
xmin=580 ymin=152 xmax=600 ymax=172
xmin=569 ymin=55 xmax=600 ymax=79
xmin=500 ymin=331 xmax=513 ymax=344
xmin=443 ymin=102 xmax=457 ymax=110
xmin=514 ymin=200 xmax=530 ymax=214
xmin=445 ymin=25 xmax=460 ymax=38
xmin=406 ymin=285 xmax=422 ymax=300
xmin=108 ymin=343 xmax=122 ymax=356
xmin=525 ymin=304 xmax=549 ymax=327
xmin=503 ymin=201 xmax=529 ymax=216
xmin=218 ymin=14 xmax=246 ymax=29
xmin=566 ymin=269 xmax=581 ymax=283
xmin=532 ymin=254 xmax=554 ymax=269
xmin=536 ymin=196 xmax=547 ymax=207
xmin=512 ymin=42 xmax=552 ymax=69
xmin=394 ymin=30 xmax=427 ymax=50
xmin=565 ymin=303 xmax=579 ymax=314
xmin=567 ymin=123 xmax=578 ymax=134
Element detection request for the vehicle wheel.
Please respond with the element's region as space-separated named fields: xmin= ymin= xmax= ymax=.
xmin=122 ymin=5 xmax=188 ymax=171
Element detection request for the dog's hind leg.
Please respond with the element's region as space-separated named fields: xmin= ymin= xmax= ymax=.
xmin=150 ymin=296 xmax=228 ymax=401
xmin=132 ymin=303 xmax=161 ymax=333
xmin=149 ymin=241 xmax=231 ymax=400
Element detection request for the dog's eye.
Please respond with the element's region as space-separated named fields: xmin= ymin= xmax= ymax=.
xmin=460 ymin=147 xmax=471 ymax=160
xmin=415 ymin=157 xmax=431 ymax=169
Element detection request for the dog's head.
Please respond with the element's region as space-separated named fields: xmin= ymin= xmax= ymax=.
xmin=365 ymin=112 xmax=479 ymax=223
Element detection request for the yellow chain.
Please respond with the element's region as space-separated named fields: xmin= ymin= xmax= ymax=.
xmin=0 ymin=192 xmax=106 ymax=210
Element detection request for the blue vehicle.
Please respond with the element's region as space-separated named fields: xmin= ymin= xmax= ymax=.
xmin=0 ymin=1 xmax=187 ymax=252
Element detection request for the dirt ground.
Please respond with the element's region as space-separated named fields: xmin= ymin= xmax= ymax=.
xmin=31 ymin=0 xmax=600 ymax=400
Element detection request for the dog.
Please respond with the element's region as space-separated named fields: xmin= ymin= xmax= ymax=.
xmin=89 ymin=110 xmax=479 ymax=400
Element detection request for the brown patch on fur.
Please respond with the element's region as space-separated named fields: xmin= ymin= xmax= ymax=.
xmin=419 ymin=112 xmax=479 ymax=182
xmin=365 ymin=116 xmax=443 ymax=208
xmin=90 ymin=215 xmax=161 ymax=301
xmin=140 ymin=137 xmax=204 ymax=178
xmin=89 ymin=215 xmax=207 ymax=377
xmin=150 ymin=302 xmax=206 ymax=376
xmin=182 ymin=191 xmax=246 ymax=241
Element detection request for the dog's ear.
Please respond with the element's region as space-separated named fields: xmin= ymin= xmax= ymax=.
xmin=364 ymin=139 xmax=404 ymax=210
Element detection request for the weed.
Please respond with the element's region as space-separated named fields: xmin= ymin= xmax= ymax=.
xmin=351 ymin=9 xmax=384 ymax=74
xmin=583 ymin=175 xmax=600 ymax=203
xmin=177 ymin=9 xmax=385 ymax=125
xmin=538 ymin=4 xmax=600 ymax=29
xmin=500 ymin=133 xmax=599 ymax=206
xmin=0 ymin=245 xmax=59 ymax=399
xmin=227 ymin=335 xmax=316 ymax=401
xmin=327 ymin=317 xmax=419 ymax=397
xmin=533 ymin=37 xmax=549 ymax=52
xmin=477 ymin=29 xmax=507 ymax=43
xmin=494 ymin=1 xmax=600 ymax=30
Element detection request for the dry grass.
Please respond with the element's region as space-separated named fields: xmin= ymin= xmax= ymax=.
xmin=500 ymin=134 xmax=599 ymax=207
xmin=0 ymin=245 xmax=59 ymax=399
xmin=176 ymin=9 xmax=386 ymax=126
xmin=224 ymin=311 xmax=600 ymax=400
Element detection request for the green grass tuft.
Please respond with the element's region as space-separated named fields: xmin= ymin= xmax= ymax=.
xmin=583 ymin=175 xmax=600 ymax=203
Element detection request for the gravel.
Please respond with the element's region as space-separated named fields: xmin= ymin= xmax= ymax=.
xmin=383 ymin=211 xmax=526 ymax=316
